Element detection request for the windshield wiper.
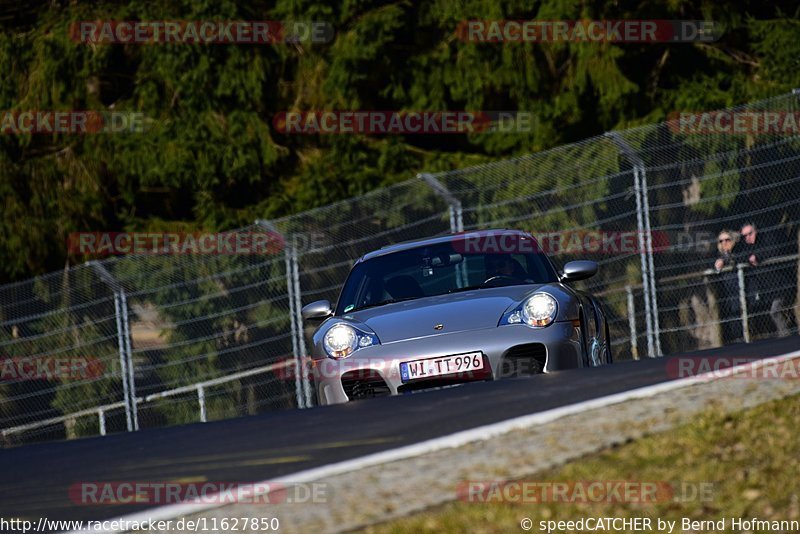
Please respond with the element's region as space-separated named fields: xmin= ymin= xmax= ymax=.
xmin=448 ymin=285 xmax=485 ymax=293
xmin=448 ymin=280 xmax=532 ymax=293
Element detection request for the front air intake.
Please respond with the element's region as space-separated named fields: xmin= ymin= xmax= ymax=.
xmin=341 ymin=369 xmax=390 ymax=400
xmin=500 ymin=343 xmax=547 ymax=377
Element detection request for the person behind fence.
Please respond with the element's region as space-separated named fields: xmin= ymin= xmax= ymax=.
xmin=737 ymin=222 xmax=793 ymax=338
xmin=713 ymin=230 xmax=743 ymax=343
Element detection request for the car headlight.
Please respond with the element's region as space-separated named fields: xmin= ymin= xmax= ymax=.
xmin=322 ymin=323 xmax=378 ymax=359
xmin=504 ymin=293 xmax=558 ymax=327
xmin=522 ymin=294 xmax=558 ymax=327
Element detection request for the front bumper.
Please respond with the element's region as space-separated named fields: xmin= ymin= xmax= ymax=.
xmin=311 ymin=321 xmax=582 ymax=405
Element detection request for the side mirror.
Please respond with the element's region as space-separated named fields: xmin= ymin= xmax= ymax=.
xmin=301 ymin=300 xmax=333 ymax=321
xmin=559 ymin=260 xmax=598 ymax=282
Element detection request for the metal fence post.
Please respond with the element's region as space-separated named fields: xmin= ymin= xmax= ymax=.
xmin=197 ymin=385 xmax=207 ymax=422
xmin=98 ymin=409 xmax=106 ymax=436
xmin=111 ymin=291 xmax=132 ymax=432
xmin=638 ymin=165 xmax=663 ymax=356
xmin=625 ymin=285 xmax=639 ymax=360
xmin=737 ymin=264 xmax=751 ymax=343
xmin=418 ymin=173 xmax=464 ymax=233
xmin=291 ymin=245 xmax=313 ymax=408
xmin=118 ymin=289 xmax=138 ymax=430
xmin=286 ymin=247 xmax=305 ymax=409
xmin=255 ymin=220 xmax=306 ymax=409
xmin=606 ymin=132 xmax=661 ymax=357
xmin=89 ymin=261 xmax=136 ymax=431
xmin=634 ymin=162 xmax=657 ymax=357
xmin=419 ymin=173 xmax=466 ymax=286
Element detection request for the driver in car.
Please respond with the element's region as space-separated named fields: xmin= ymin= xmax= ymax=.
xmin=486 ymin=255 xmax=523 ymax=279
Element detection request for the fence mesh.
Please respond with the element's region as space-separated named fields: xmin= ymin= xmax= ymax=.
xmin=616 ymin=93 xmax=800 ymax=353
xmin=2 ymin=91 xmax=799 ymax=445
xmin=0 ymin=265 xmax=122 ymax=442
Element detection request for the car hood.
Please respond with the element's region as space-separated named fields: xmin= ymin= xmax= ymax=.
xmin=344 ymin=284 xmax=548 ymax=343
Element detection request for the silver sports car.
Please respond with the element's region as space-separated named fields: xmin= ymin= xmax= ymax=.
xmin=301 ymin=229 xmax=612 ymax=405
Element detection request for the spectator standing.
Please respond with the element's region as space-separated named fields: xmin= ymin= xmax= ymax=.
xmin=738 ymin=223 xmax=792 ymax=337
xmin=713 ymin=230 xmax=742 ymax=343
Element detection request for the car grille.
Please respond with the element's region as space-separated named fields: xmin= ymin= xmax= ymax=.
xmin=341 ymin=369 xmax=391 ymax=400
xmin=500 ymin=343 xmax=547 ymax=377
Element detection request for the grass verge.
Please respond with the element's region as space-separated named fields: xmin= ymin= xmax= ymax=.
xmin=360 ymin=394 xmax=800 ymax=533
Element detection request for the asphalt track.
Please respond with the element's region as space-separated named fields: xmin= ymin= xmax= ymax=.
xmin=3 ymin=336 xmax=800 ymax=524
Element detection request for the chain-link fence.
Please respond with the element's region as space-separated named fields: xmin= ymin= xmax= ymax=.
xmin=2 ymin=91 xmax=799 ymax=445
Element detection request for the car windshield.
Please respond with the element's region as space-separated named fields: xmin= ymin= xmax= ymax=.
xmin=335 ymin=238 xmax=558 ymax=315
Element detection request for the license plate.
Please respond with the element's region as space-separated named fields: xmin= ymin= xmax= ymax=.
xmin=400 ymin=352 xmax=484 ymax=383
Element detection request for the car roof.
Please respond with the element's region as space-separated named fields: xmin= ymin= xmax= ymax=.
xmin=358 ymin=228 xmax=534 ymax=262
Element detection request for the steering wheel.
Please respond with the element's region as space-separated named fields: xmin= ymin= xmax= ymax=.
xmin=482 ymin=275 xmax=518 ymax=287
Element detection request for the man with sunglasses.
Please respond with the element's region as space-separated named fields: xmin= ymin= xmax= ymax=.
xmin=737 ymin=222 xmax=793 ymax=338
xmin=713 ymin=230 xmax=742 ymax=343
